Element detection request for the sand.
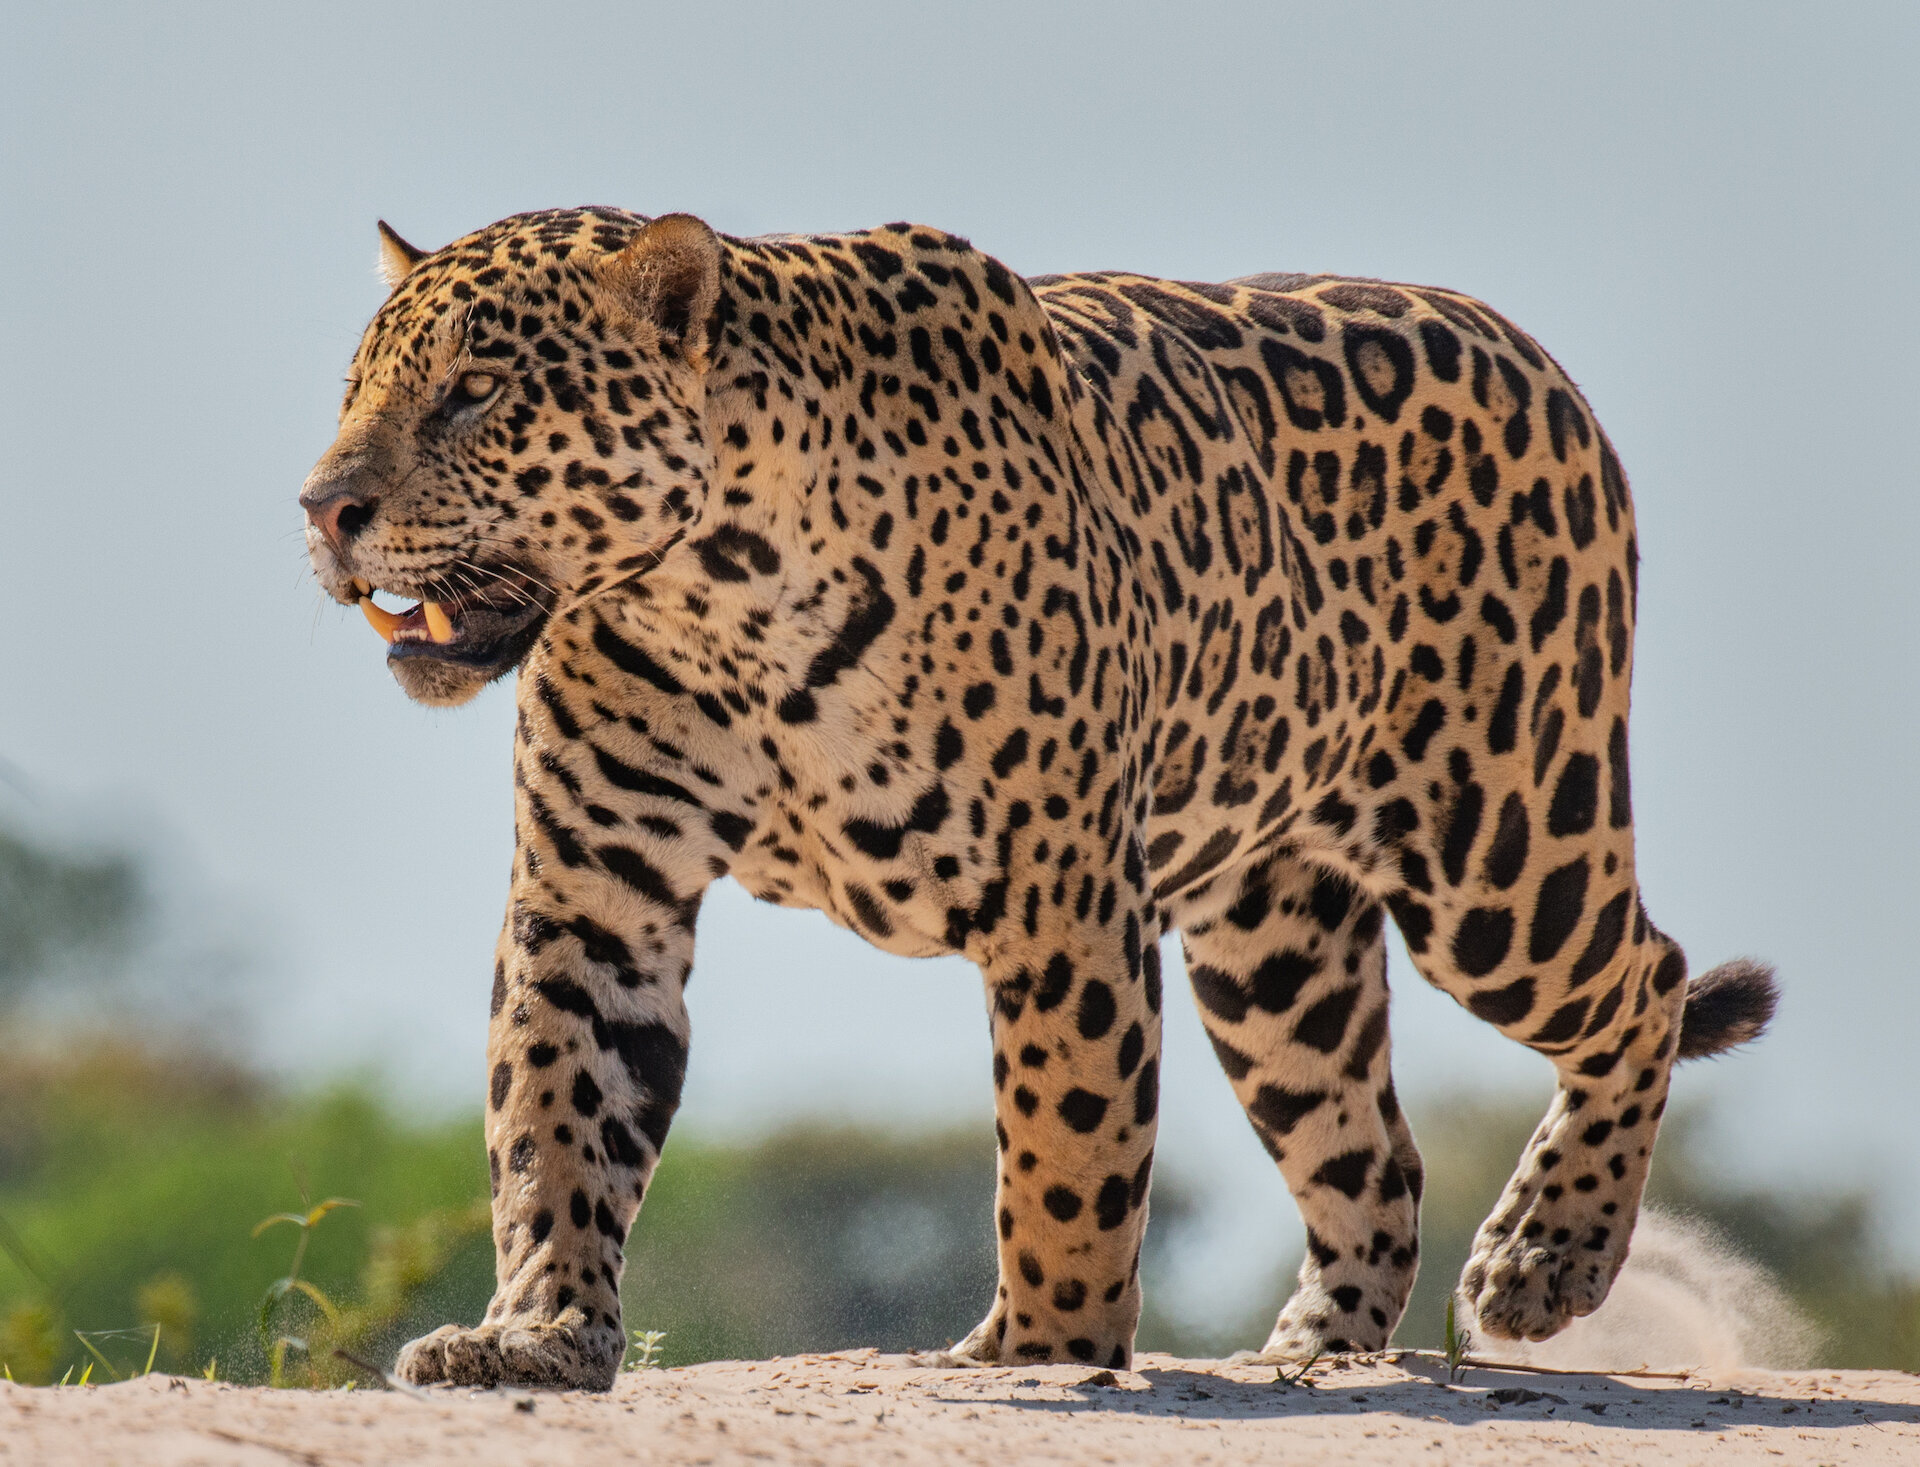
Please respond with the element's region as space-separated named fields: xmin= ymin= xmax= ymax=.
xmin=4 ymin=1351 xmax=1916 ymax=1465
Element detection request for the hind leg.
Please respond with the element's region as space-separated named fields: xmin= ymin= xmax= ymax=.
xmin=1182 ymin=854 xmax=1423 ymax=1357
xmin=1393 ymin=845 xmax=1689 ymax=1341
xmin=942 ymin=885 xmax=1163 ymax=1370
xmin=1460 ymin=907 xmax=1685 ymax=1340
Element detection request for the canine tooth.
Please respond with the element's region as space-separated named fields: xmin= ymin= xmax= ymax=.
xmin=359 ymin=596 xmax=404 ymax=644
xmin=353 ymin=578 xmax=371 ymax=596
xmin=423 ymin=600 xmax=455 ymax=644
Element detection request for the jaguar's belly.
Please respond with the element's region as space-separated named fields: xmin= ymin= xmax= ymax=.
xmin=728 ymin=824 xmax=961 ymax=960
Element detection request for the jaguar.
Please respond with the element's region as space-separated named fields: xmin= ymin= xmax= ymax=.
xmin=299 ymin=206 xmax=1775 ymax=1388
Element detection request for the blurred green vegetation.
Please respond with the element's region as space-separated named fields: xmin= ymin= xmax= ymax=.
xmin=0 ymin=1043 xmax=495 ymax=1384
xmin=1 ymin=807 xmax=1915 ymax=1384
xmin=0 ymin=1039 xmax=1192 ymax=1383
xmin=3 ymin=1038 xmax=1916 ymax=1384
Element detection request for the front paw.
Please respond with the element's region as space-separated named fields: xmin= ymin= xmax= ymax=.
xmin=394 ymin=1318 xmax=620 ymax=1391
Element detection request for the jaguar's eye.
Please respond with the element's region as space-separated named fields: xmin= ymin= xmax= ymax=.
xmin=457 ymin=371 xmax=499 ymax=403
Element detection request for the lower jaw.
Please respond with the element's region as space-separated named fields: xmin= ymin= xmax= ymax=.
xmin=384 ymin=613 xmax=550 ymax=707
xmin=387 ymin=635 xmax=521 ymax=673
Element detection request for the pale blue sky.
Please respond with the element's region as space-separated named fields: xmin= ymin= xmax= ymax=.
xmin=3 ymin=2 xmax=1916 ymax=1282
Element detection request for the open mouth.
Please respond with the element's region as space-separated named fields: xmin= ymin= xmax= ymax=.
xmin=352 ymin=573 xmax=552 ymax=675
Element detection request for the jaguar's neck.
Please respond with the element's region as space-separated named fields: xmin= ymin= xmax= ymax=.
xmin=696 ymin=228 xmax=1086 ymax=578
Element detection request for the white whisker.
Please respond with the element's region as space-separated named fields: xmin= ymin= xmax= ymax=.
xmin=450 ymin=558 xmax=539 ymax=608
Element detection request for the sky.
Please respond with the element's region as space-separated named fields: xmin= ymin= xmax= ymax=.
xmin=3 ymin=2 xmax=1916 ymax=1291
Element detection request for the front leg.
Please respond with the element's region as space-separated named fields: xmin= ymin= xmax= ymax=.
xmin=396 ymin=697 xmax=733 ymax=1388
xmin=395 ymin=895 xmax=693 ymax=1389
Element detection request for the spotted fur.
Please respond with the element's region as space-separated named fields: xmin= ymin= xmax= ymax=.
xmin=300 ymin=208 xmax=1773 ymax=1389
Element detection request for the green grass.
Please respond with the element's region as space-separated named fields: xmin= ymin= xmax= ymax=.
xmin=0 ymin=1042 xmax=494 ymax=1383
xmin=0 ymin=1040 xmax=1015 ymax=1382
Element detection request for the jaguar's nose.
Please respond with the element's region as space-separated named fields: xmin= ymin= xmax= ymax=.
xmin=300 ymin=469 xmax=376 ymax=551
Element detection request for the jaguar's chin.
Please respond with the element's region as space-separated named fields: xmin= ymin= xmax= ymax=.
xmin=343 ymin=571 xmax=554 ymax=706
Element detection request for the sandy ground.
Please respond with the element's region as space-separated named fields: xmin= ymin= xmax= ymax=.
xmin=4 ymin=1352 xmax=1917 ymax=1466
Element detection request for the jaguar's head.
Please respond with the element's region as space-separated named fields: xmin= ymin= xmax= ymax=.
xmin=301 ymin=207 xmax=722 ymax=705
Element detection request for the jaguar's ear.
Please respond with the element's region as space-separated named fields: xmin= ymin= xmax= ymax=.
xmin=606 ymin=213 xmax=722 ymax=367
xmin=376 ymin=219 xmax=429 ymax=290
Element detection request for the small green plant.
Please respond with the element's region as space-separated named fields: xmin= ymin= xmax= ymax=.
xmin=1443 ymin=1294 xmax=1473 ymax=1380
xmin=253 ymin=1166 xmax=359 ymax=1388
xmin=623 ymin=1328 xmax=667 ymax=1371
xmin=70 ymin=1324 xmax=162 ymax=1382
xmin=202 ymin=1356 xmax=219 ymax=1381
xmin=1274 ymin=1350 xmax=1322 ymax=1387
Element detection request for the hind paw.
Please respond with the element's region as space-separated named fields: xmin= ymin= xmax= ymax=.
xmin=1256 ymin=1284 xmax=1393 ymax=1361
xmin=911 ymin=1308 xmax=1131 ymax=1370
xmin=1461 ymin=1213 xmax=1625 ymax=1341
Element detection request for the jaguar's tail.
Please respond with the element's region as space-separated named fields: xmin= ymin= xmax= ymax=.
xmin=1676 ymin=958 xmax=1779 ymax=1061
